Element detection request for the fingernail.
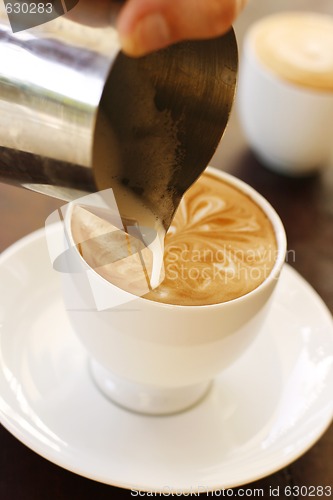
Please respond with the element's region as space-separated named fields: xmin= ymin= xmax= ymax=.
xmin=119 ymin=13 xmax=171 ymax=57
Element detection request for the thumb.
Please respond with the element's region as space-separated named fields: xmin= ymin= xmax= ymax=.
xmin=117 ymin=0 xmax=247 ymax=57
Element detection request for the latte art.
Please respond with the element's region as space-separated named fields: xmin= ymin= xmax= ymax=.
xmin=71 ymin=172 xmax=277 ymax=306
xmin=144 ymin=173 xmax=277 ymax=305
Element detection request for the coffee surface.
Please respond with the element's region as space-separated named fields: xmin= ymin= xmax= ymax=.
xmin=71 ymin=205 xmax=156 ymax=297
xmin=251 ymin=12 xmax=333 ymax=92
xmin=71 ymin=172 xmax=277 ymax=306
xmin=144 ymin=172 xmax=277 ymax=305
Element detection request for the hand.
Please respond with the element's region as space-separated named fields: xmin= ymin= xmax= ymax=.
xmin=117 ymin=0 xmax=248 ymax=56
xmin=66 ymin=1 xmax=247 ymax=57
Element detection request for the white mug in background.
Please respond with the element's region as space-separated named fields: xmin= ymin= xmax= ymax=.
xmin=237 ymin=12 xmax=333 ymax=176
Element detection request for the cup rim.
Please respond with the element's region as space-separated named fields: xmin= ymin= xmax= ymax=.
xmin=65 ymin=166 xmax=287 ymax=310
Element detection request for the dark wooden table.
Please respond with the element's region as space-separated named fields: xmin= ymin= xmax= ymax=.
xmin=1 ymin=1 xmax=332 ymax=498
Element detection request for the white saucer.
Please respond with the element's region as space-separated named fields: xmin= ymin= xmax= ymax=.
xmin=1 ymin=227 xmax=333 ymax=493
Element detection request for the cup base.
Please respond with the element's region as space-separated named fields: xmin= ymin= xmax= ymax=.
xmin=89 ymin=359 xmax=212 ymax=415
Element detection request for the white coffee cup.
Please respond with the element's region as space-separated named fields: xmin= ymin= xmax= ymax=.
xmin=56 ymin=167 xmax=286 ymax=415
xmin=238 ymin=12 xmax=333 ymax=176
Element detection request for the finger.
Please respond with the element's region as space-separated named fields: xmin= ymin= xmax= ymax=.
xmin=117 ymin=0 xmax=247 ymax=57
xmin=64 ymin=0 xmax=121 ymax=28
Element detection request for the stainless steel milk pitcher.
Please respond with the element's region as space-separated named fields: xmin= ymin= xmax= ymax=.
xmin=0 ymin=3 xmax=237 ymax=228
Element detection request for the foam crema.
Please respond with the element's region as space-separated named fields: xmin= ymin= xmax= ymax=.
xmin=250 ymin=12 xmax=333 ymax=92
xmin=71 ymin=172 xmax=277 ymax=306
xmin=144 ymin=173 xmax=277 ymax=305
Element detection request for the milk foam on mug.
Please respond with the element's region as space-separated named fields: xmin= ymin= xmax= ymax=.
xmin=238 ymin=12 xmax=333 ymax=175
xmin=71 ymin=172 xmax=278 ymax=306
